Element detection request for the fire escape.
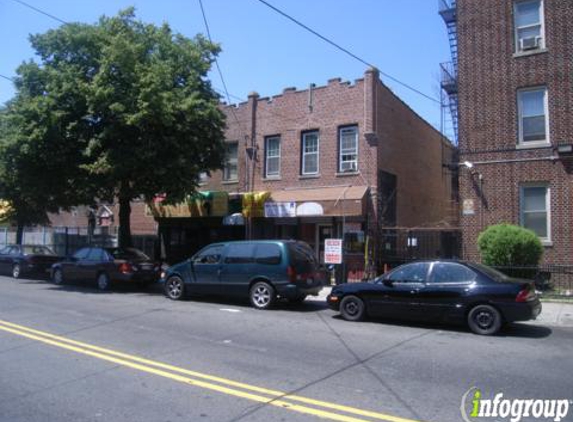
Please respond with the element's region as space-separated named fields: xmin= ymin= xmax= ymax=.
xmin=439 ymin=0 xmax=459 ymax=145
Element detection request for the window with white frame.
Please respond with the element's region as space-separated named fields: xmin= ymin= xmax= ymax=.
xmin=223 ymin=142 xmax=238 ymax=181
xmin=265 ymin=136 xmax=281 ymax=178
xmin=339 ymin=126 xmax=358 ymax=172
xmin=514 ymin=0 xmax=544 ymax=52
xmin=520 ymin=184 xmax=550 ymax=241
xmin=518 ymin=87 xmax=549 ymax=144
xmin=302 ymin=131 xmax=319 ymax=175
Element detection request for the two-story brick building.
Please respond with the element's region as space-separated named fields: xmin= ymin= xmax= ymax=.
xmin=440 ymin=0 xmax=572 ymax=264
xmin=155 ymin=68 xmax=457 ymax=275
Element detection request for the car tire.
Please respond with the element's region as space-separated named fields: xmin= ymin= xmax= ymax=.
xmin=12 ymin=264 xmax=21 ymax=279
xmin=96 ymin=272 xmax=111 ymax=291
xmin=467 ymin=304 xmax=502 ymax=335
xmin=340 ymin=295 xmax=366 ymax=322
xmin=165 ymin=276 xmax=185 ymax=300
xmin=250 ymin=281 xmax=276 ymax=310
xmin=288 ymin=294 xmax=307 ymax=304
xmin=52 ymin=268 xmax=64 ymax=285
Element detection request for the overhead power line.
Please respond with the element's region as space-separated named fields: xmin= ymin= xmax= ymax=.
xmin=9 ymin=0 xmax=68 ymax=24
xmin=0 ymin=74 xmax=15 ymax=82
xmin=254 ymin=0 xmax=441 ymax=105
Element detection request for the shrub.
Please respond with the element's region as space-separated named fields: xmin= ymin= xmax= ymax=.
xmin=477 ymin=224 xmax=543 ymax=278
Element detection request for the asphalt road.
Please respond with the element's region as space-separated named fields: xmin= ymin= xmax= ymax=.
xmin=0 ymin=275 xmax=572 ymax=422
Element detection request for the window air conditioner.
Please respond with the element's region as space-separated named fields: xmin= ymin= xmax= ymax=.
xmin=520 ymin=36 xmax=541 ymax=51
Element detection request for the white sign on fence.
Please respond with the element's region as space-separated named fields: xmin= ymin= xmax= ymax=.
xmin=324 ymin=239 xmax=343 ymax=264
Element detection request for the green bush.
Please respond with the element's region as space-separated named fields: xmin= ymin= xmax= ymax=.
xmin=477 ymin=224 xmax=543 ymax=270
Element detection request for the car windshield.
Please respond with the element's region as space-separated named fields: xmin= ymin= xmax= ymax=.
xmin=106 ymin=248 xmax=150 ymax=261
xmin=22 ymin=246 xmax=55 ymax=255
xmin=467 ymin=262 xmax=509 ymax=281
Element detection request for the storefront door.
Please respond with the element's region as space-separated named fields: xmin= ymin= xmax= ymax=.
xmin=316 ymin=225 xmax=334 ymax=265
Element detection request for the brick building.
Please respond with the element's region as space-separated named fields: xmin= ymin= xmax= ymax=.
xmin=440 ymin=0 xmax=573 ymax=264
xmin=156 ymin=68 xmax=456 ymax=274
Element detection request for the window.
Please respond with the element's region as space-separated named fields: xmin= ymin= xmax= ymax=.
xmin=224 ymin=243 xmax=256 ymax=264
xmin=72 ymin=248 xmax=90 ymax=260
xmin=429 ymin=263 xmax=477 ymax=284
xmin=193 ymin=245 xmax=224 ymax=264
xmin=386 ymin=262 xmax=430 ymax=283
xmin=339 ymin=126 xmax=358 ymax=172
xmin=87 ymin=248 xmax=105 ymax=261
xmin=301 ymin=131 xmax=319 ymax=175
xmin=520 ymin=184 xmax=550 ymax=241
xmin=254 ymin=244 xmax=282 ymax=265
xmin=518 ymin=87 xmax=548 ymax=145
xmin=223 ymin=143 xmax=238 ymax=181
xmin=514 ymin=0 xmax=544 ymax=52
xmin=265 ymin=136 xmax=281 ymax=178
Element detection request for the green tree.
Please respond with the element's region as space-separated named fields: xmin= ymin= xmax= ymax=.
xmin=477 ymin=224 xmax=543 ymax=277
xmin=2 ymin=8 xmax=226 ymax=246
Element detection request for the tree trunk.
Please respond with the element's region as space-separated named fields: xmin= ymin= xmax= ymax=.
xmin=118 ymin=195 xmax=133 ymax=248
xmin=16 ymin=222 xmax=24 ymax=245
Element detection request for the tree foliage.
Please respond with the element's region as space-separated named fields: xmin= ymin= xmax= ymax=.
xmin=0 ymin=8 xmax=226 ymax=246
xmin=477 ymin=223 xmax=544 ymax=267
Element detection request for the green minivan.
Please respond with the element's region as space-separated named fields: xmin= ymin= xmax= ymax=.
xmin=161 ymin=240 xmax=323 ymax=309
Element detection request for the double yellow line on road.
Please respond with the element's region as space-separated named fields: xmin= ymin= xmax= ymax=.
xmin=0 ymin=319 xmax=424 ymax=422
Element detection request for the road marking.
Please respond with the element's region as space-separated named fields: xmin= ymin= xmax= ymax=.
xmin=0 ymin=319 xmax=424 ymax=422
xmin=219 ymin=308 xmax=242 ymax=313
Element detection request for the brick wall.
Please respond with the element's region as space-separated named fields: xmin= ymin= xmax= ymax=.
xmin=457 ymin=0 xmax=573 ymax=264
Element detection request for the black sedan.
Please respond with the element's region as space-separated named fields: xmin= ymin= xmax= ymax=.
xmin=327 ymin=261 xmax=542 ymax=335
xmin=0 ymin=244 xmax=62 ymax=279
xmin=51 ymin=247 xmax=161 ymax=290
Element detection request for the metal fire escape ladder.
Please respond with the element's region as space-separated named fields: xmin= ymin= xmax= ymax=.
xmin=439 ymin=0 xmax=459 ymax=145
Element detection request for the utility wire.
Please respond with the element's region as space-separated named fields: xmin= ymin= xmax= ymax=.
xmin=0 ymin=74 xmax=15 ymax=82
xmin=254 ymin=0 xmax=441 ymax=105
xmin=9 ymin=0 xmax=68 ymax=24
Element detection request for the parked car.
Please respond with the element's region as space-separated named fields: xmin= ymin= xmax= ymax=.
xmin=161 ymin=240 xmax=323 ymax=309
xmin=0 ymin=244 xmax=62 ymax=279
xmin=51 ymin=247 xmax=161 ymax=290
xmin=327 ymin=260 xmax=542 ymax=335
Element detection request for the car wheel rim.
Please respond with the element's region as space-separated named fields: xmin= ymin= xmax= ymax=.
xmin=13 ymin=265 xmax=20 ymax=278
xmin=344 ymin=300 xmax=359 ymax=316
xmin=475 ymin=310 xmax=495 ymax=330
xmin=54 ymin=271 xmax=62 ymax=284
xmin=253 ymin=286 xmax=271 ymax=307
xmin=98 ymin=275 xmax=108 ymax=290
xmin=168 ymin=280 xmax=182 ymax=298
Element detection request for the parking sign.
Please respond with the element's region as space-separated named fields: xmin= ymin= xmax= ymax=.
xmin=324 ymin=239 xmax=343 ymax=264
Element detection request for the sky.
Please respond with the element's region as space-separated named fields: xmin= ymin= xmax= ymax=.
xmin=0 ymin=0 xmax=453 ymax=135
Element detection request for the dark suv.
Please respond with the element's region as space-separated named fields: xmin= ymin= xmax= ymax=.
xmin=161 ymin=240 xmax=323 ymax=309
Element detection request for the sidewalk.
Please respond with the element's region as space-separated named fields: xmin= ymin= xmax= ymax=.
xmin=310 ymin=286 xmax=573 ymax=328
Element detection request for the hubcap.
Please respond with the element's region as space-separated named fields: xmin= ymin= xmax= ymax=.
xmin=54 ymin=270 xmax=62 ymax=284
xmin=345 ymin=301 xmax=359 ymax=316
xmin=13 ymin=265 xmax=20 ymax=278
xmin=98 ymin=275 xmax=108 ymax=289
xmin=253 ymin=286 xmax=271 ymax=307
xmin=168 ymin=279 xmax=182 ymax=298
xmin=475 ymin=310 xmax=494 ymax=329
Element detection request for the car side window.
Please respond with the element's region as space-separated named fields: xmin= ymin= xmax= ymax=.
xmin=254 ymin=244 xmax=282 ymax=265
xmin=224 ymin=244 xmax=256 ymax=264
xmin=429 ymin=263 xmax=477 ymax=283
xmin=87 ymin=248 xmax=104 ymax=261
xmin=72 ymin=248 xmax=90 ymax=260
xmin=193 ymin=245 xmax=223 ymax=264
xmin=387 ymin=263 xmax=430 ymax=283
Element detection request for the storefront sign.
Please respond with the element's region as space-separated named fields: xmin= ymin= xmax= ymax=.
xmin=264 ymin=201 xmax=296 ymax=218
xmin=324 ymin=239 xmax=343 ymax=264
xmin=296 ymin=202 xmax=324 ymax=216
xmin=462 ymin=199 xmax=475 ymax=215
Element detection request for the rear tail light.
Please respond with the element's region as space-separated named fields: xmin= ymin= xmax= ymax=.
xmin=516 ymin=285 xmax=536 ymax=302
xmin=118 ymin=262 xmax=133 ymax=274
xmin=287 ymin=266 xmax=297 ymax=283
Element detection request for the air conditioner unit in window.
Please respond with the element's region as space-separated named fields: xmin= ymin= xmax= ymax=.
xmin=342 ymin=162 xmax=357 ymax=172
xmin=520 ymin=36 xmax=541 ymax=51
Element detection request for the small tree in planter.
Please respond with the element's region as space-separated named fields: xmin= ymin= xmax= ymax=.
xmin=477 ymin=223 xmax=543 ymax=280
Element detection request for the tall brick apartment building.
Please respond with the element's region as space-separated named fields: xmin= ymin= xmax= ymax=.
xmin=156 ymin=68 xmax=456 ymax=274
xmin=440 ymin=0 xmax=573 ymax=264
